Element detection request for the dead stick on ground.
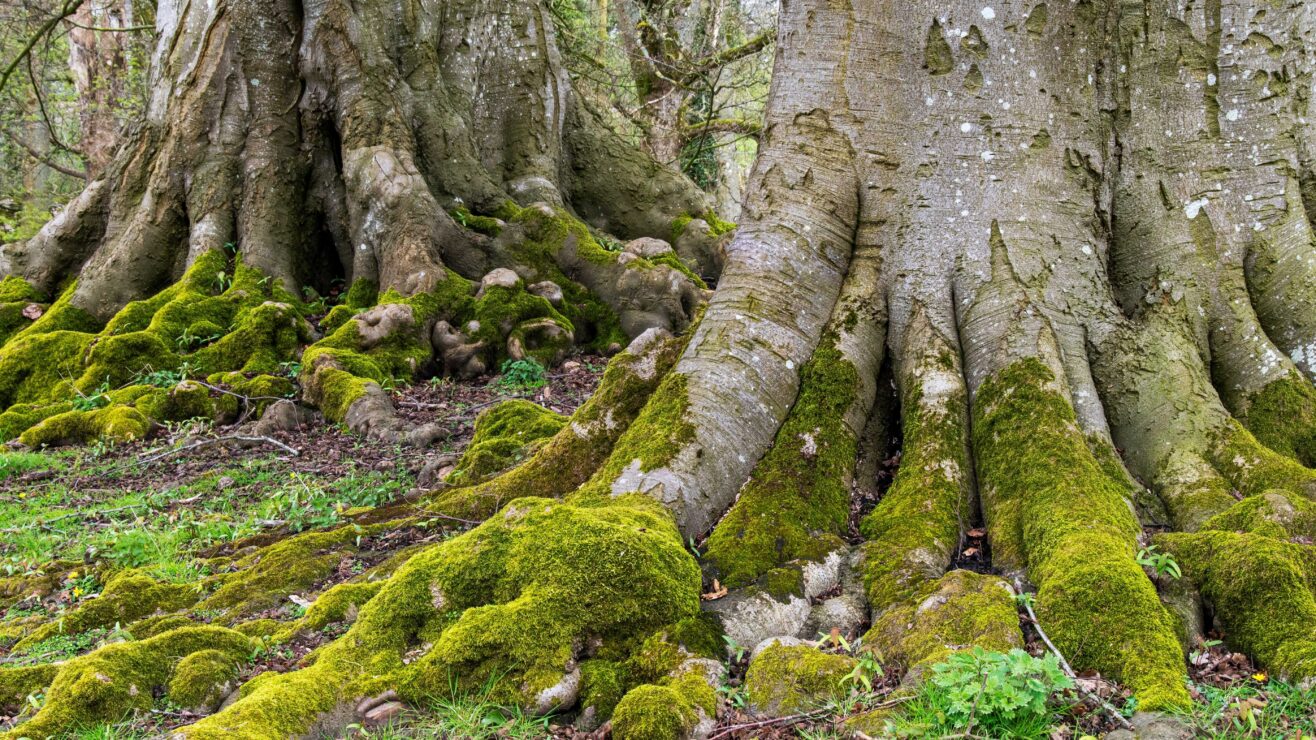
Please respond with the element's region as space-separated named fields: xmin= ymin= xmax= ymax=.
xmin=140 ymin=435 xmax=300 ymax=465
xmin=1019 ymin=591 xmax=1134 ymax=730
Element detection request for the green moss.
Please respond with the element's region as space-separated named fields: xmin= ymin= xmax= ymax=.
xmin=0 ymin=663 xmax=57 ymax=711
xmin=0 ymin=277 xmax=40 ymax=304
xmin=447 ymin=400 xmax=567 ymax=486
xmin=1211 ymin=419 xmax=1316 ymax=498
xmin=1241 ymin=376 xmax=1316 ymax=467
xmin=18 ymin=404 xmax=152 ymax=447
xmin=471 ymin=283 xmax=575 ymax=366
xmin=861 ymin=375 xmax=969 ymax=611
xmin=12 ymin=570 xmax=196 ymax=652
xmin=573 ymin=372 xmax=694 ymax=504
xmin=627 ymin=615 xmax=723 ymax=683
xmin=181 ymin=497 xmax=701 ymax=738
xmin=273 ymin=581 xmax=383 ymax=641
xmin=451 ymin=207 xmax=504 ymax=237
xmin=612 ymin=669 xmax=716 ymax=740
xmin=865 ymin=570 xmax=1023 ymax=674
xmin=200 ymin=528 xmax=358 ymax=618
xmin=0 ymin=251 xmax=315 ymax=443
xmin=426 ymin=331 xmax=685 ymax=520
xmin=128 ymin=615 xmax=199 ymax=640
xmin=1200 ymin=491 xmax=1316 ymax=540
xmin=134 ymin=381 xmax=215 ymax=423
xmin=168 ymin=649 xmax=240 ymax=710
xmin=3 ymin=626 xmax=252 ymax=740
xmin=579 ymin=660 xmax=627 ymax=718
xmin=1154 ymin=450 xmax=1238 ymax=531
xmin=706 ymin=339 xmax=860 ymax=587
xmin=973 ymin=358 xmax=1189 ymax=711
xmin=744 ymin=643 xmax=855 ymax=716
xmin=1158 ymin=530 xmax=1316 ymax=680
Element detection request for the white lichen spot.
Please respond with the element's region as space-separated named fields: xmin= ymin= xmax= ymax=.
xmin=1185 ymin=198 xmax=1210 ymax=219
xmin=981 ymin=7 xmax=996 ymax=20
xmin=960 ymin=122 xmax=974 ymax=133
xmin=1226 ymin=109 xmax=1241 ymax=122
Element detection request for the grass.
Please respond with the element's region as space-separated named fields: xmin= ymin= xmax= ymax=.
xmin=346 ymin=676 xmax=554 ymax=739
xmin=0 ymin=450 xmax=412 ymax=577
xmin=1171 ymin=679 xmax=1316 ymax=739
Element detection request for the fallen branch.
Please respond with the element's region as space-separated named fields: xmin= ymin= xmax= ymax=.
xmin=139 ymin=434 xmax=299 ymax=465
xmin=1019 ymin=591 xmax=1134 ymax=730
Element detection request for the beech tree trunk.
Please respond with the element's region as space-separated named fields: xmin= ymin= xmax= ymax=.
xmin=4 ymin=0 xmax=1316 ymax=738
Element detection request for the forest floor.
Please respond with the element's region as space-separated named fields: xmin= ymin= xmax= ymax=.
xmin=0 ymin=361 xmax=1313 ymax=739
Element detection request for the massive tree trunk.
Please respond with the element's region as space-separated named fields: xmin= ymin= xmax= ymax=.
xmin=5 ymin=0 xmax=1316 ymax=737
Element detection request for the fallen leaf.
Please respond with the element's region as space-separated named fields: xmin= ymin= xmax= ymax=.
xmin=967 ymin=528 xmax=986 ymax=537
xmin=961 ymin=547 xmax=979 ymax=557
xmin=21 ymin=303 xmax=42 ymax=320
xmin=701 ymin=579 xmax=728 ymax=601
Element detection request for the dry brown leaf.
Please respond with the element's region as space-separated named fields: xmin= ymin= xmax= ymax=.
xmin=701 ymin=578 xmax=728 ymax=601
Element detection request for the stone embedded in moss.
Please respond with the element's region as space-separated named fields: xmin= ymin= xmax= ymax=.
xmin=865 ymin=570 xmax=1022 ymax=676
xmin=611 ymin=669 xmax=717 ymax=740
xmin=168 ymin=648 xmax=241 ymax=713
xmin=445 ymin=400 xmax=567 ymax=486
xmin=744 ymin=642 xmax=855 ymax=717
xmin=974 ymin=358 xmax=1189 ymax=711
xmin=705 ymin=337 xmax=861 ymax=588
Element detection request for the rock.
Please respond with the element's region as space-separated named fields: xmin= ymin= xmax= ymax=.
xmin=357 ymin=690 xmax=405 ymax=727
xmin=624 ymin=237 xmax=675 ymax=259
xmin=253 ymin=400 xmax=311 ymax=436
xmin=1105 ymin=712 xmax=1195 ymax=740
xmin=561 ymin=360 xmax=582 ymax=372
xmin=750 ymin=636 xmax=811 ymax=662
xmin=477 ymin=267 xmax=521 ymax=298
xmin=744 ymin=641 xmax=857 ymax=717
xmin=527 ymin=280 xmax=564 ymax=306
xmin=417 ymin=453 xmax=461 ymax=489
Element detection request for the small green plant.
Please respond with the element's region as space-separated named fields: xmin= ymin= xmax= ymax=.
xmin=496 ymin=358 xmax=547 ymax=391
xmin=215 ymin=270 xmax=232 ymax=292
xmin=135 ymin=362 xmax=194 ymax=388
xmin=176 ymin=327 xmax=221 ymax=351
xmin=1014 ymin=591 xmax=1037 ymax=610
xmin=887 ymin=648 xmax=1074 ymax=739
xmin=1136 ymin=544 xmax=1182 ymax=580
xmin=723 ymin=634 xmax=748 ymax=663
xmin=72 ymin=382 xmax=111 ymax=411
xmin=424 ymin=674 xmax=554 ymax=739
xmin=841 ymin=650 xmax=885 ymax=694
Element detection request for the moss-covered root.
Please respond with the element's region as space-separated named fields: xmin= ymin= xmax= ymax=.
xmin=703 ymin=237 xmax=883 ymax=587
xmin=178 ymin=496 xmax=702 ymax=738
xmin=860 ymin=317 xmax=971 ymax=613
xmin=1210 ymin=418 xmax=1316 ymax=501
xmin=865 ymin=570 xmax=1023 ymax=679
xmin=426 ymin=328 xmax=685 ymax=519
xmin=0 ymin=250 xmax=313 ymax=445
xmin=1157 ymin=530 xmax=1316 ymax=682
xmin=1238 ymin=376 xmax=1316 ymax=468
xmin=11 ymin=569 xmax=198 ymax=652
xmin=443 ymin=400 xmax=567 ymax=486
xmin=973 ymin=358 xmax=1189 ymax=710
xmin=1152 ymin=450 xmax=1238 ymax=531
xmin=301 ymin=276 xmax=473 ymax=442
xmin=2 ymin=626 xmax=253 ymax=740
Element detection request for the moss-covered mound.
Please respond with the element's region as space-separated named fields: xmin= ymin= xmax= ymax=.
xmin=445 ymin=400 xmax=567 ymax=486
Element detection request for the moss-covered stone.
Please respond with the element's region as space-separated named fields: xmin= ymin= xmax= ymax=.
xmin=612 ymin=669 xmax=717 ymax=740
xmin=705 ymin=338 xmax=859 ymax=587
xmin=0 ymin=663 xmax=57 ymax=712
xmin=974 ymin=358 xmax=1189 ymax=711
xmin=744 ymin=642 xmax=854 ymax=717
xmin=445 ymin=400 xmax=567 ymax=486
xmin=865 ymin=570 xmax=1022 ymax=674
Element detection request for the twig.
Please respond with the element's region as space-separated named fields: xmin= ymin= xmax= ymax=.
xmin=0 ymin=0 xmax=87 ymax=94
xmin=707 ymin=696 xmax=910 ymax=739
xmin=1020 ymin=592 xmax=1133 ymax=730
xmin=139 ymin=434 xmax=299 ymax=465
